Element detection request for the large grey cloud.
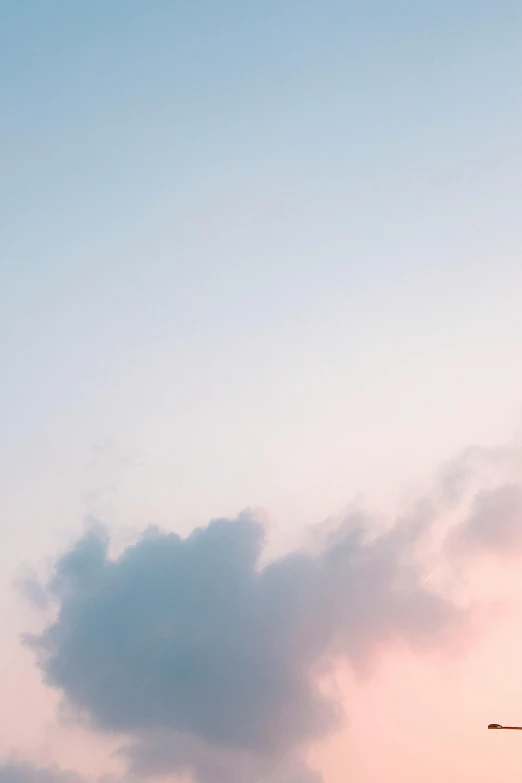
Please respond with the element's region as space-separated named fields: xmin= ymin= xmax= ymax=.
xmin=24 ymin=507 xmax=459 ymax=782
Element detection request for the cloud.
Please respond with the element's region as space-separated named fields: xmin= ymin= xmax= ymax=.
xmin=14 ymin=573 xmax=50 ymax=611
xmin=23 ymin=507 xmax=460 ymax=783
xmin=435 ymin=443 xmax=521 ymax=506
xmin=123 ymin=730 xmax=322 ymax=783
xmin=448 ymin=483 xmax=522 ymax=557
xmin=0 ymin=763 xmax=85 ymax=783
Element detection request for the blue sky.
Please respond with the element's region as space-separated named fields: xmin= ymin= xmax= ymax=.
xmin=2 ymin=1 xmax=522 ymax=553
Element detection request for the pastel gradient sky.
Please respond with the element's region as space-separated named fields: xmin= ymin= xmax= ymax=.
xmin=2 ymin=2 xmax=522 ymax=783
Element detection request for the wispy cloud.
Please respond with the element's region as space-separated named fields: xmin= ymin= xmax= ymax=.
xmin=0 ymin=763 xmax=85 ymax=783
xmin=448 ymin=483 xmax=522 ymax=558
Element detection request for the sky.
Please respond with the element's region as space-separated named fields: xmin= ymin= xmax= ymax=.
xmin=1 ymin=1 xmax=522 ymax=782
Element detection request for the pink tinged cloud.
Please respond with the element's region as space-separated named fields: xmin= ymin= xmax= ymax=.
xmin=6 ymin=441 xmax=522 ymax=783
